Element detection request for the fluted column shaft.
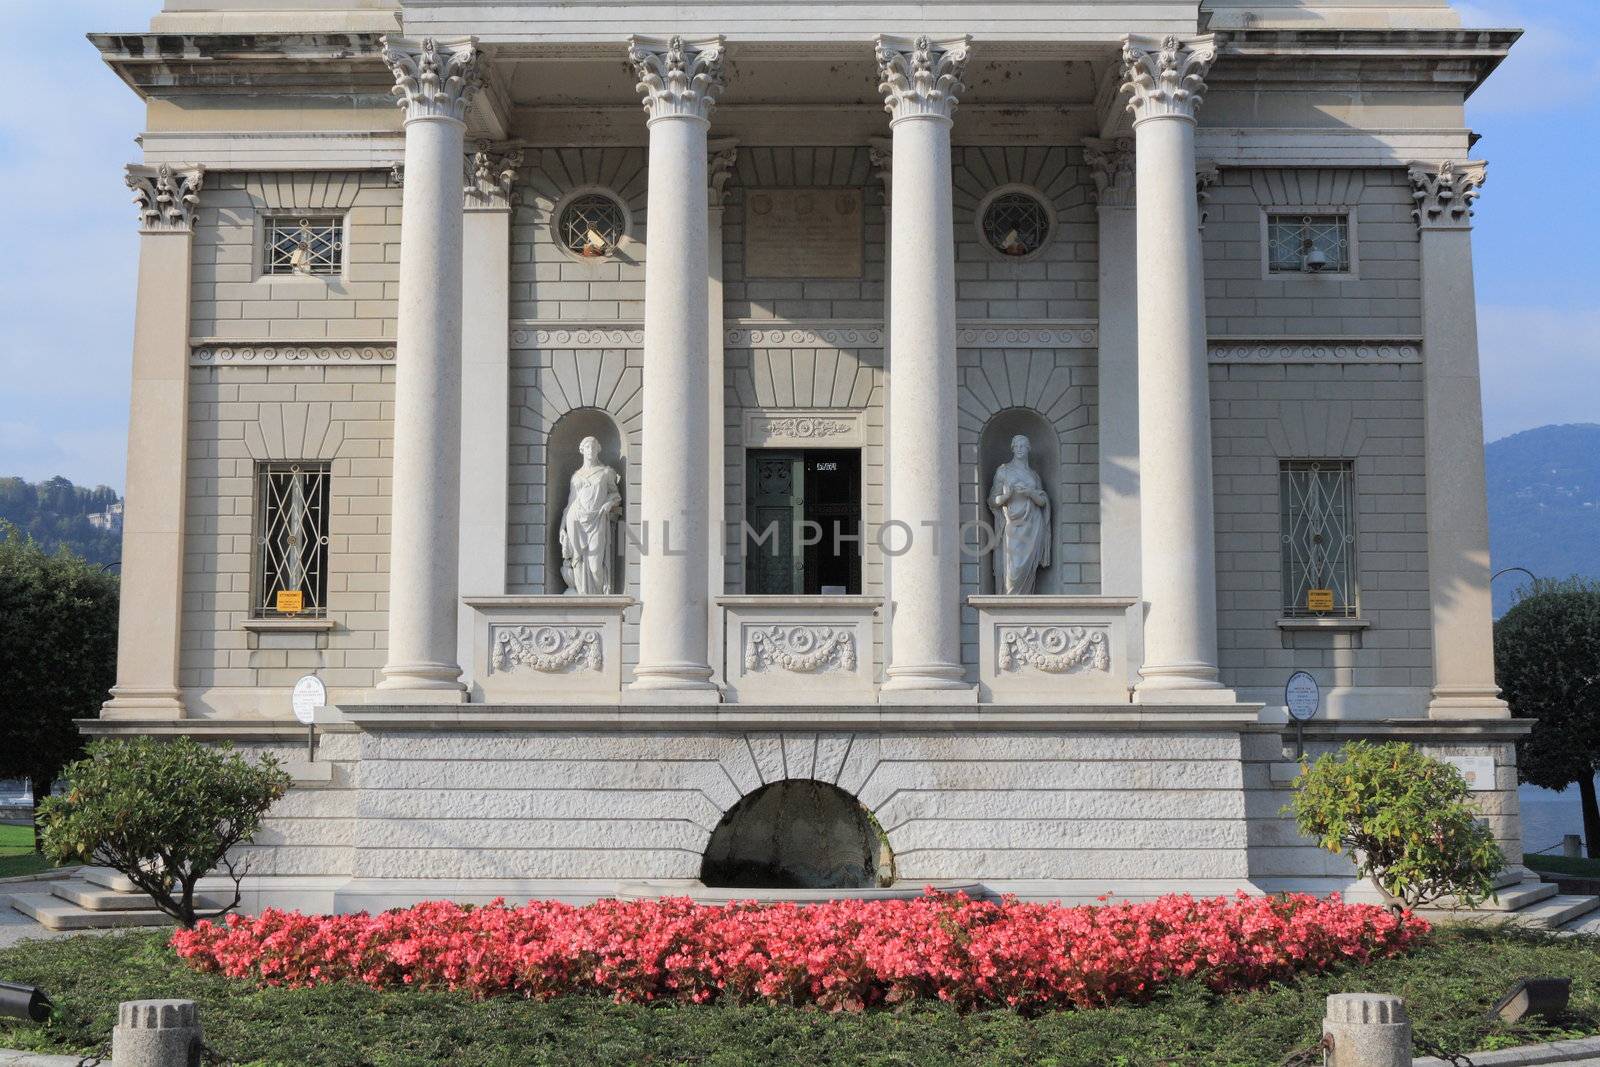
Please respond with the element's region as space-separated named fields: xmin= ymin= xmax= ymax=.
xmin=876 ymin=34 xmax=973 ymax=698
xmin=1123 ymin=35 xmax=1226 ymax=699
xmin=378 ymin=36 xmax=480 ymax=699
xmin=627 ymin=35 xmax=725 ymax=696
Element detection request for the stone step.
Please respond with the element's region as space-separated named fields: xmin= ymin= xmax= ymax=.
xmin=80 ymin=866 xmax=138 ymax=892
xmin=49 ymin=880 xmax=219 ymax=913
xmin=1438 ymin=894 xmax=1600 ymax=931
xmin=8 ymin=893 xmax=172 ymax=931
xmin=1473 ymin=878 xmax=1560 ymax=912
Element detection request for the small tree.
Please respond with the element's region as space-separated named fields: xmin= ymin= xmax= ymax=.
xmin=39 ymin=737 xmax=291 ymax=927
xmin=1495 ymin=577 xmax=1600 ymax=857
xmin=1288 ymin=741 xmax=1504 ymax=910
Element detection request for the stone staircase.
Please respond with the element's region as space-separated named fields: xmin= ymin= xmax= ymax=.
xmin=1414 ymin=872 xmax=1600 ymax=932
xmin=5 ymin=868 xmax=201 ymax=931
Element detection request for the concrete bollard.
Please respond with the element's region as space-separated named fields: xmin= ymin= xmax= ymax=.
xmin=111 ymin=999 xmax=203 ymax=1067
xmin=1563 ymin=834 xmax=1583 ymax=858
xmin=1323 ymin=993 xmax=1411 ymax=1067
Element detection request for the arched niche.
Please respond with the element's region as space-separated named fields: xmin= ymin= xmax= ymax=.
xmin=701 ymin=780 xmax=893 ymax=890
xmin=977 ymin=407 xmax=1060 ymax=595
xmin=545 ymin=407 xmax=627 ymax=594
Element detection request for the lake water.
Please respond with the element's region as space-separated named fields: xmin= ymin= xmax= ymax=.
xmin=1520 ymin=782 xmax=1596 ymax=856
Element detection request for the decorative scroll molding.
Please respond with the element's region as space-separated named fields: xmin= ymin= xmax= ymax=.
xmin=381 ymin=35 xmax=481 ymax=123
xmin=763 ymin=416 xmax=851 ymax=438
xmin=1408 ymin=160 xmax=1487 ymax=232
xmin=1083 ymin=138 xmax=1134 ymax=208
xmin=191 ymin=343 xmax=396 ymax=366
xmin=957 ymin=324 xmax=1098 ymax=348
xmin=1208 ymin=342 xmax=1421 ymax=364
xmin=876 ymin=34 xmax=970 ymax=122
xmin=1121 ymin=34 xmax=1215 ymax=124
xmin=997 ymin=625 xmax=1110 ymax=674
xmin=745 ymin=410 xmax=864 ymax=447
xmin=745 ymin=626 xmax=857 ymax=674
xmin=726 ymin=323 xmax=884 ymax=348
xmin=465 ymin=145 xmax=523 ymax=209
xmin=709 ymin=143 xmax=738 ymax=207
xmin=492 ymin=625 xmax=602 ymax=674
xmin=629 ymin=35 xmax=727 ymax=122
xmin=126 ymin=164 xmax=204 ymax=233
xmin=510 ymin=325 xmax=645 ymax=348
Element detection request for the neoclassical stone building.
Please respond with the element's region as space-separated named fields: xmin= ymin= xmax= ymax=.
xmin=82 ymin=0 xmax=1532 ymax=909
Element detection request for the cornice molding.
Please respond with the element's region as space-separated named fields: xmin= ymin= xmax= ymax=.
xmin=126 ymin=163 xmax=204 ymax=233
xmin=876 ymin=34 xmax=970 ymax=123
xmin=191 ymin=343 xmax=396 ymax=366
xmin=1208 ymin=341 xmax=1421 ymax=364
xmin=381 ymin=35 xmax=481 ymax=124
xmin=1408 ymin=160 xmax=1486 ymax=232
xmin=1121 ymin=34 xmax=1216 ymax=124
xmin=629 ymin=35 xmax=727 ymax=122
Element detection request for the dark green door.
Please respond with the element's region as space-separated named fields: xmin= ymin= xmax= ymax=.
xmin=746 ymin=451 xmax=805 ymax=594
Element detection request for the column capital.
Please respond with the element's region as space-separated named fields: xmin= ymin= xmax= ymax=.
xmin=629 ymin=35 xmax=727 ymax=122
xmin=875 ymin=34 xmax=971 ymax=123
xmin=1196 ymin=161 xmax=1220 ymax=230
xmin=1408 ymin=160 xmax=1486 ymax=231
xmin=1121 ymin=34 xmax=1216 ymax=124
xmin=1083 ymin=137 xmax=1135 ymax=208
xmin=868 ymin=137 xmax=893 ymax=204
xmin=381 ymin=35 xmax=482 ymax=123
xmin=464 ymin=144 xmax=523 ymax=209
xmin=709 ymin=142 xmax=739 ymax=207
xmin=125 ymin=164 xmax=204 ymax=234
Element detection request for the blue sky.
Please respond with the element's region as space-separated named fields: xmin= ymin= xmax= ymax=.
xmin=1 ymin=1 xmax=1596 ymax=491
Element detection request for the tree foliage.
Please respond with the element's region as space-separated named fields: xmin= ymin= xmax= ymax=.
xmin=0 ymin=522 xmax=118 ymax=813
xmin=1288 ymin=741 xmax=1504 ymax=909
xmin=0 ymin=476 xmax=122 ymax=566
xmin=39 ymin=738 xmax=291 ymax=928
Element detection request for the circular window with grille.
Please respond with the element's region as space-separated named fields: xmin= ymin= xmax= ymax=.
xmin=978 ymin=187 xmax=1053 ymax=260
xmin=556 ymin=191 xmax=629 ymax=261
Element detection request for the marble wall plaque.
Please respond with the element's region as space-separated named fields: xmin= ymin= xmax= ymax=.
xmin=744 ymin=188 xmax=863 ymax=279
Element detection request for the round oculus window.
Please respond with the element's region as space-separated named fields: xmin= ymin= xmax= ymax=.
xmin=981 ymin=190 xmax=1051 ymax=258
xmin=559 ymin=193 xmax=627 ymax=259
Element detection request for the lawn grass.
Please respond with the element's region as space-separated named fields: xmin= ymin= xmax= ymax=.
xmin=1525 ymin=852 xmax=1600 ymax=878
xmin=1 ymin=926 xmax=1599 ymax=1066
xmin=0 ymin=821 xmax=56 ymax=879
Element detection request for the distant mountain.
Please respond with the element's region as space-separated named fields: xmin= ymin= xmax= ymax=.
xmin=0 ymin=476 xmax=123 ymax=567
xmin=1487 ymin=424 xmax=1600 ymax=616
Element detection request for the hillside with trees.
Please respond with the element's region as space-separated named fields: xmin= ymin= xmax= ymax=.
xmin=0 ymin=476 xmax=122 ymax=567
xmin=1487 ymin=424 xmax=1600 ymax=616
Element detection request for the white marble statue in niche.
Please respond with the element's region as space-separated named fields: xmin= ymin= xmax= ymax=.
xmin=989 ymin=434 xmax=1051 ymax=595
xmin=559 ymin=436 xmax=623 ymax=595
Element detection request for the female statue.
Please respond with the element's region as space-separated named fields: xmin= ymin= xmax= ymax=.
xmin=989 ymin=434 xmax=1051 ymax=595
xmin=558 ymin=436 xmax=623 ymax=594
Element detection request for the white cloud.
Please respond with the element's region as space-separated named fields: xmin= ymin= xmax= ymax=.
xmin=1478 ymin=304 xmax=1600 ymax=442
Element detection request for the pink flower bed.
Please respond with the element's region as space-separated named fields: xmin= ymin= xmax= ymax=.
xmin=170 ymin=891 xmax=1425 ymax=1012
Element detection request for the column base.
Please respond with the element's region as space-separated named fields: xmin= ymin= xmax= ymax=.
xmin=1135 ymin=663 xmax=1236 ymax=704
xmin=1429 ymin=686 xmax=1511 ymax=720
xmin=376 ymin=661 xmax=467 ymax=703
xmin=627 ymin=663 xmax=720 ymax=703
xmin=879 ymin=686 xmax=978 ymax=706
xmin=99 ymin=687 xmax=185 ymax=720
xmin=880 ymin=664 xmax=974 ymax=701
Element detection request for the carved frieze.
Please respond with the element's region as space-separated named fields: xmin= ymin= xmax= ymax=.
xmin=996 ymin=625 xmax=1111 ymax=675
xmin=510 ymin=326 xmax=645 ymax=348
xmin=492 ymin=624 xmax=603 ymax=674
xmin=126 ymin=164 xmax=204 ymax=233
xmin=876 ymin=34 xmax=970 ymax=122
xmin=191 ymin=344 xmax=396 ymax=366
xmin=745 ymin=626 xmax=857 ymax=674
xmin=1408 ymin=161 xmax=1487 ymax=231
xmin=726 ymin=324 xmax=883 ymax=348
xmin=1208 ymin=342 xmax=1421 ymax=364
xmin=1121 ymin=34 xmax=1215 ymax=124
xmin=956 ymin=325 xmax=1098 ymax=348
xmin=629 ymin=35 xmax=727 ymax=121
xmin=381 ymin=35 xmax=482 ymax=123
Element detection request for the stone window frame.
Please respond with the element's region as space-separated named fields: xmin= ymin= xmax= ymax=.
xmin=549 ymin=185 xmax=635 ymax=266
xmin=1257 ymin=206 xmax=1361 ymax=283
xmin=1278 ymin=458 xmax=1360 ymax=620
xmin=250 ymin=459 xmax=333 ymax=621
xmin=972 ymin=183 xmax=1058 ymax=263
xmin=254 ymin=211 xmax=349 ymax=284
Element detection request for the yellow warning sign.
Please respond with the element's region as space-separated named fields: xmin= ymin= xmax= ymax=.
xmin=275 ymin=590 xmax=305 ymax=615
xmin=1306 ymin=589 xmax=1335 ymax=613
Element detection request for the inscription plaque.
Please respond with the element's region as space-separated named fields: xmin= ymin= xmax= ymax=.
xmin=744 ymin=188 xmax=863 ymax=279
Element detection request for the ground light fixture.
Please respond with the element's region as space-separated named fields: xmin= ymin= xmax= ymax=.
xmin=0 ymin=980 xmax=52 ymax=1022
xmin=1488 ymin=977 xmax=1571 ymax=1024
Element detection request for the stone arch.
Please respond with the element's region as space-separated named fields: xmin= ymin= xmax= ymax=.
xmin=544 ymin=407 xmax=628 ymax=594
xmin=700 ymin=778 xmax=892 ymax=889
xmin=976 ymin=407 xmax=1061 ymax=594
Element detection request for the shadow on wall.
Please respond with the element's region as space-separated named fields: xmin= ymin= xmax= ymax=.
xmin=701 ymin=780 xmax=894 ymax=890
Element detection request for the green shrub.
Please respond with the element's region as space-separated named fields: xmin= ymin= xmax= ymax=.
xmin=1287 ymin=741 xmax=1504 ymax=909
xmin=39 ymin=737 xmax=291 ymax=927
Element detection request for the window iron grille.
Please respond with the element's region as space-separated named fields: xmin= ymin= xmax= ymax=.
xmin=1267 ymin=213 xmax=1350 ymax=274
xmin=981 ymin=191 xmax=1051 ymax=258
xmin=1280 ymin=460 xmax=1357 ymax=618
xmin=560 ymin=194 xmax=627 ymax=258
xmin=265 ymin=216 xmax=344 ymax=276
xmin=255 ymin=462 xmax=331 ymax=617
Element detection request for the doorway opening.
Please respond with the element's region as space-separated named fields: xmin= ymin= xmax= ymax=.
xmin=744 ymin=448 xmax=862 ymax=595
xmin=700 ymin=780 xmax=893 ymax=889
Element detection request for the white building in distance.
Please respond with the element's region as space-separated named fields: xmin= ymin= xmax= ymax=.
xmin=84 ymin=0 xmax=1531 ymax=910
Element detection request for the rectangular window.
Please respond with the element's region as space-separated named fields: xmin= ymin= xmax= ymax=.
xmin=255 ymin=462 xmax=331 ymax=617
xmin=1267 ymin=213 xmax=1351 ymax=274
xmin=264 ymin=216 xmax=344 ymax=276
xmin=745 ymin=449 xmax=862 ymax=595
xmin=1280 ymin=460 xmax=1357 ymax=618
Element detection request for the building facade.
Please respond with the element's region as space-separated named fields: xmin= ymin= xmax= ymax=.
xmin=88 ymin=0 xmax=1526 ymax=909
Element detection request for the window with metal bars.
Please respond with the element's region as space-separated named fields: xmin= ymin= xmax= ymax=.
xmin=1267 ymin=213 xmax=1350 ymax=274
xmin=559 ymin=193 xmax=627 ymax=258
xmin=981 ymin=191 xmax=1051 ymax=258
xmin=1280 ymin=460 xmax=1358 ymax=618
xmin=254 ymin=462 xmax=331 ymax=617
xmin=264 ymin=216 xmax=344 ymax=276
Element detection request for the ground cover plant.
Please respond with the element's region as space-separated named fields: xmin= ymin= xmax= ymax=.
xmin=4 ymin=924 xmax=1600 ymax=1067
xmin=168 ymin=892 xmax=1420 ymax=1011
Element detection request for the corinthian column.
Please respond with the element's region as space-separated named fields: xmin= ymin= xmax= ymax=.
xmin=1409 ymin=161 xmax=1508 ymax=719
xmin=626 ymin=35 xmax=726 ymax=698
xmin=1121 ymin=34 xmax=1228 ymax=700
xmin=876 ymin=34 xmax=974 ymax=700
xmin=102 ymin=164 xmax=204 ymax=719
xmin=376 ymin=36 xmax=480 ymax=700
